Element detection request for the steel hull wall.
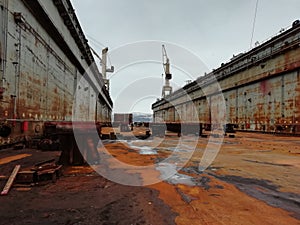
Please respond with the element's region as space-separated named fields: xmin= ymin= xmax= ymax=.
xmin=0 ymin=0 xmax=112 ymax=138
xmin=152 ymin=25 xmax=300 ymax=134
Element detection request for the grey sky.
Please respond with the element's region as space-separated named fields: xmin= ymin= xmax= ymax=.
xmin=71 ymin=0 xmax=300 ymax=113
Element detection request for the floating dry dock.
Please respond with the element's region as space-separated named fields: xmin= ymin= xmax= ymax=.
xmin=0 ymin=0 xmax=112 ymax=139
xmin=152 ymin=21 xmax=300 ymax=135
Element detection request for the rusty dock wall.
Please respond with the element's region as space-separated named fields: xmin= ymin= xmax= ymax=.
xmin=152 ymin=21 xmax=300 ymax=134
xmin=0 ymin=0 xmax=112 ymax=138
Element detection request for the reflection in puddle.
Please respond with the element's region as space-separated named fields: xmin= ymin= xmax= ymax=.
xmin=156 ymin=163 xmax=195 ymax=186
xmin=126 ymin=141 xmax=158 ymax=155
xmin=137 ymin=146 xmax=158 ymax=155
xmin=106 ymin=139 xmax=198 ymax=185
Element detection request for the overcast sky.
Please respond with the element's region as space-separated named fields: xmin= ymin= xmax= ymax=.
xmin=71 ymin=0 xmax=300 ymax=113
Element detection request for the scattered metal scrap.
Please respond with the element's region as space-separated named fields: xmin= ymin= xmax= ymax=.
xmin=1 ymin=165 xmax=21 ymax=195
xmin=16 ymin=159 xmax=62 ymax=185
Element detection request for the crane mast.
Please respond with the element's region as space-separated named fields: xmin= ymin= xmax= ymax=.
xmin=90 ymin=47 xmax=114 ymax=91
xmin=101 ymin=47 xmax=114 ymax=91
xmin=162 ymin=45 xmax=172 ymax=98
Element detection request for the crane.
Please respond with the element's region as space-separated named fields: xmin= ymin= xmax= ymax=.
xmin=162 ymin=45 xmax=173 ymax=98
xmin=90 ymin=47 xmax=114 ymax=91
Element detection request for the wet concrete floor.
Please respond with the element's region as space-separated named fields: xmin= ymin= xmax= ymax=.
xmin=96 ymin=128 xmax=300 ymax=224
xmin=0 ymin=129 xmax=299 ymax=224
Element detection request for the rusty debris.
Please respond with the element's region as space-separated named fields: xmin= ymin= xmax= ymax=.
xmin=1 ymin=165 xmax=21 ymax=196
xmin=16 ymin=159 xmax=62 ymax=185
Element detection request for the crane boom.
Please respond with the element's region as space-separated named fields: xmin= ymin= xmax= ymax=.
xmin=89 ymin=46 xmax=114 ymax=91
xmin=161 ymin=45 xmax=173 ymax=98
xmin=162 ymin=45 xmax=172 ymax=79
xmin=90 ymin=47 xmax=101 ymax=61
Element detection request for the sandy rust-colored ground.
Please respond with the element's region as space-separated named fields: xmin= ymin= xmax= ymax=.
xmin=0 ymin=130 xmax=299 ymax=225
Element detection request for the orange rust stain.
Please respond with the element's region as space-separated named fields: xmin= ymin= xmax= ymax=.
xmin=106 ymin=142 xmax=154 ymax=166
xmin=260 ymin=80 xmax=270 ymax=95
xmin=149 ymin=175 xmax=300 ymax=225
xmin=64 ymin=166 xmax=95 ymax=175
xmin=32 ymin=77 xmax=41 ymax=85
xmin=102 ymin=141 xmax=300 ymax=225
xmin=18 ymin=99 xmax=26 ymax=108
xmin=105 ymin=142 xmax=170 ymax=167
xmin=0 ymin=154 xmax=31 ymax=165
xmin=284 ymin=51 xmax=291 ymax=65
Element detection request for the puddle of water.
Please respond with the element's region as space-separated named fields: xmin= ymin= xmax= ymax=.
xmin=156 ymin=163 xmax=196 ymax=186
xmin=164 ymin=146 xmax=193 ymax=153
xmin=137 ymin=146 xmax=158 ymax=155
xmin=126 ymin=141 xmax=158 ymax=155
